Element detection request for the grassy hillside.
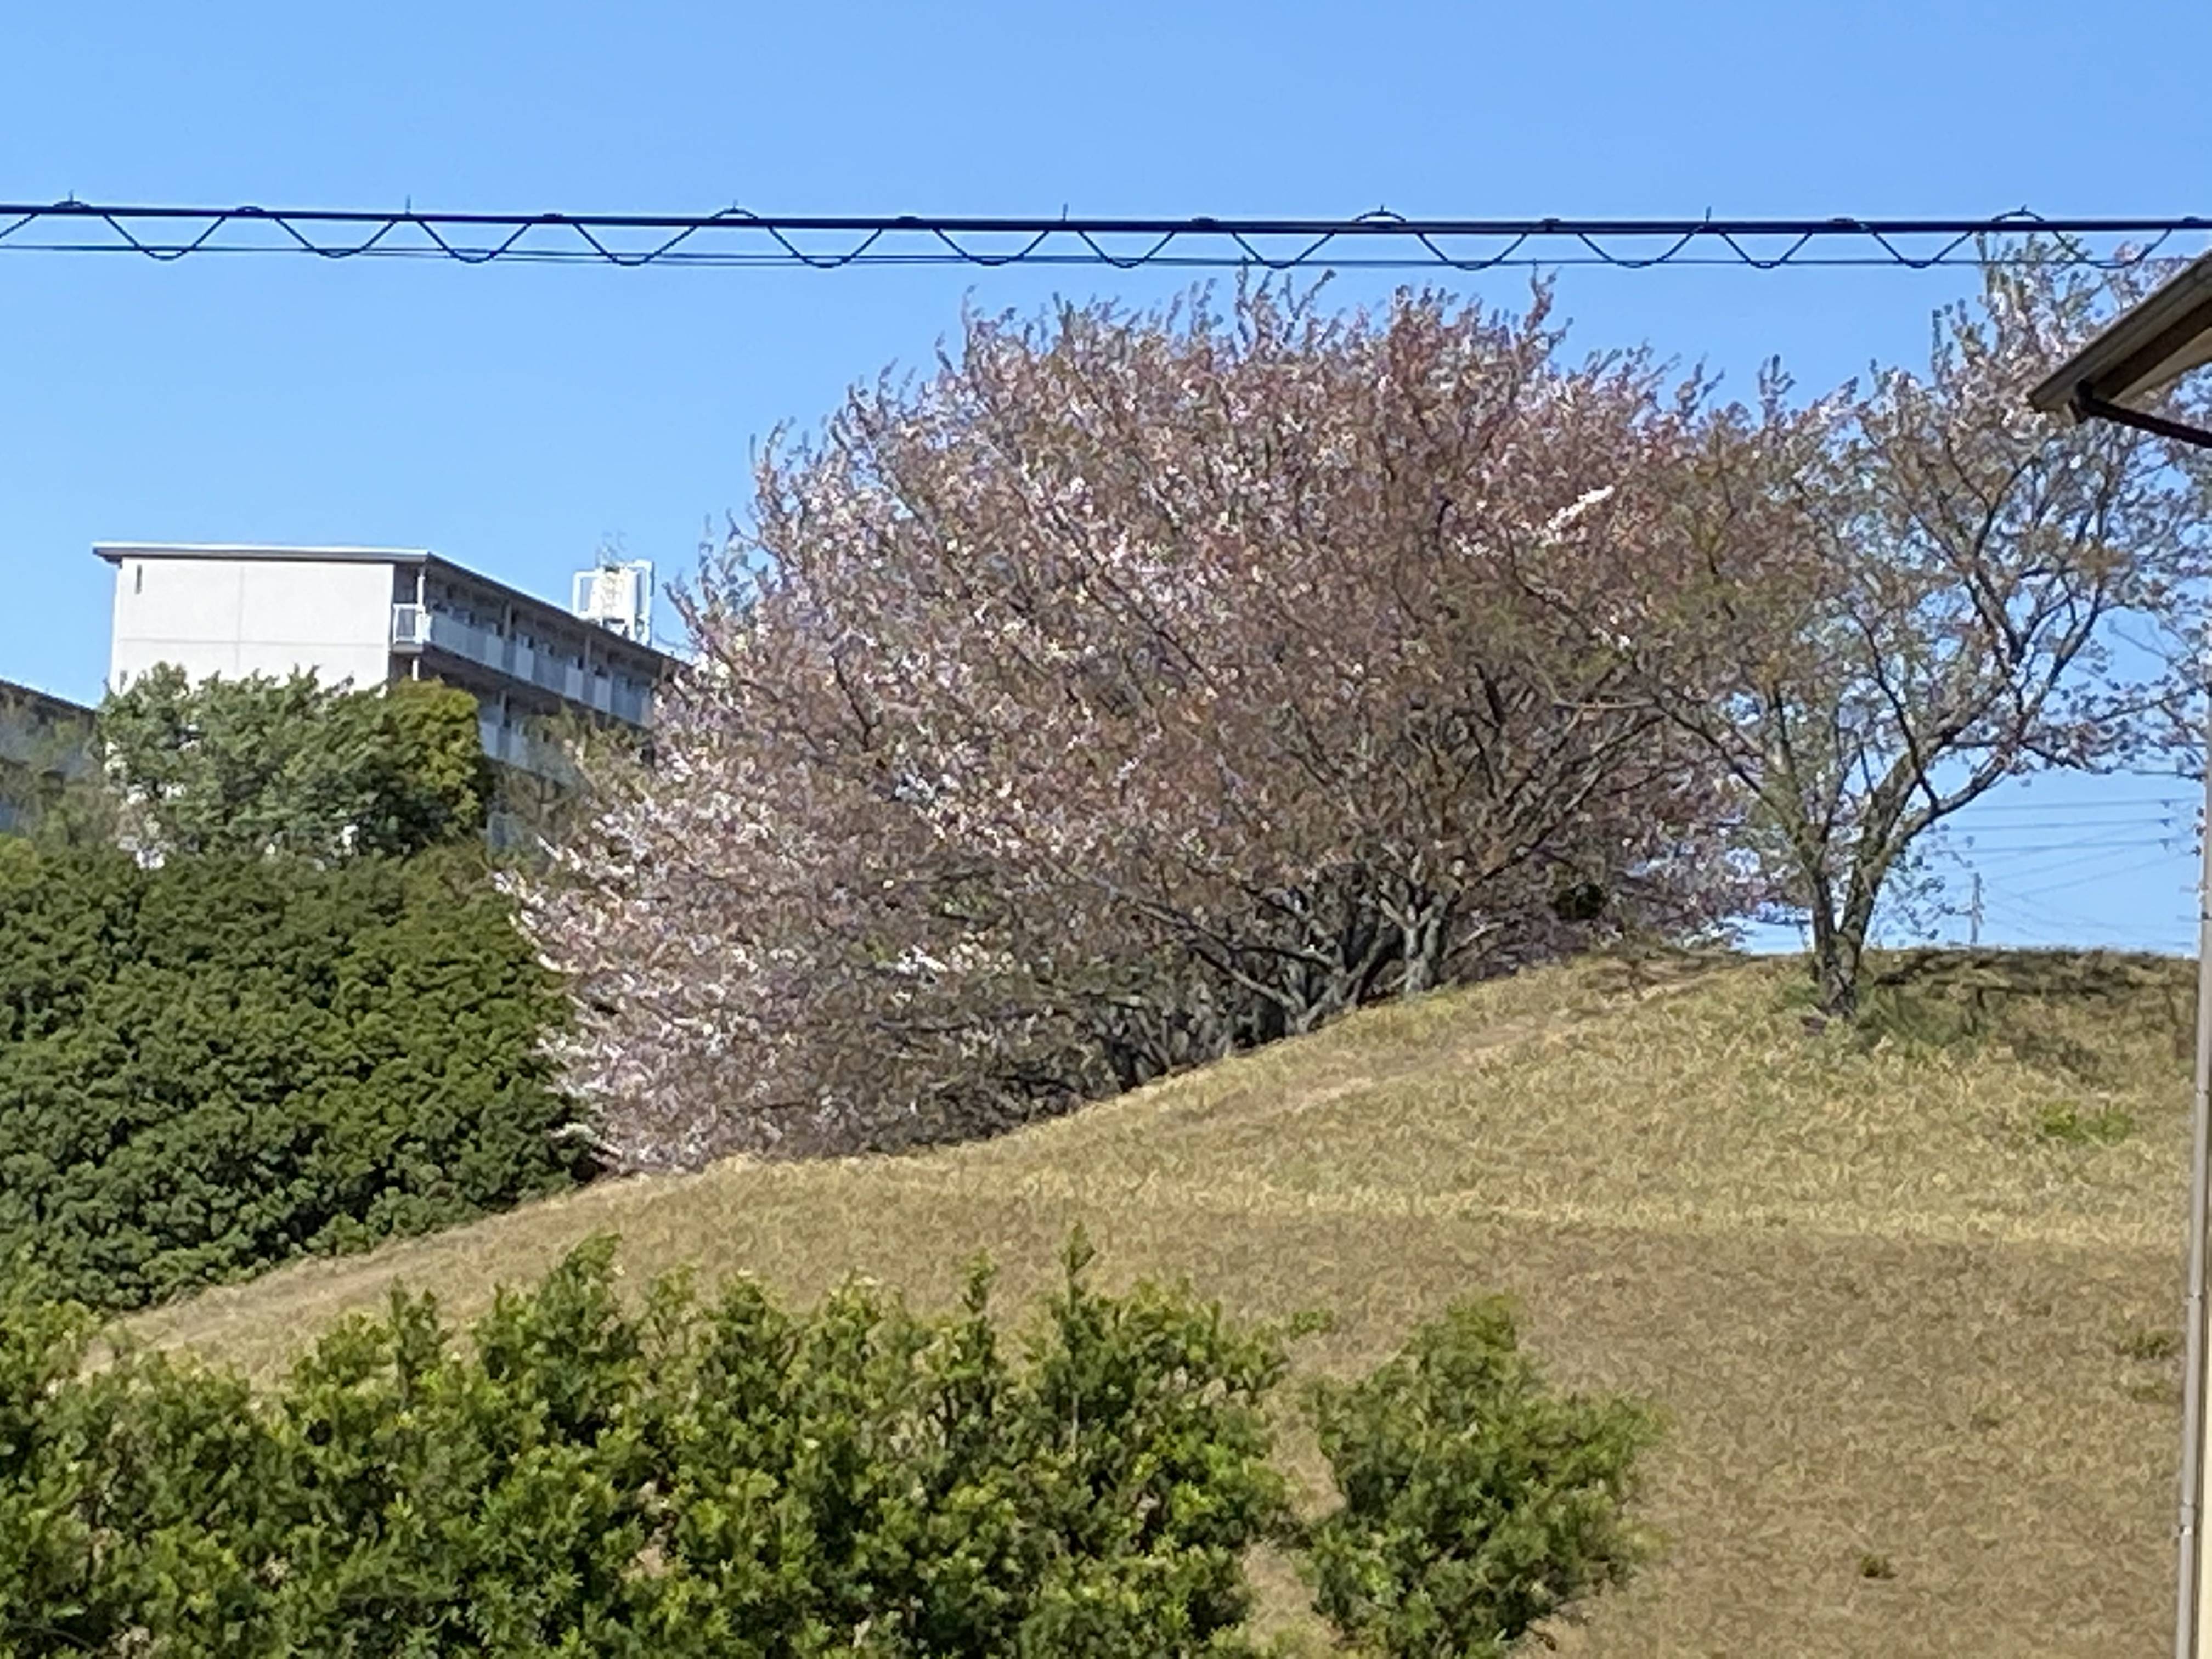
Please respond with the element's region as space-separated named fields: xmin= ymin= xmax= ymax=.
xmin=128 ymin=949 xmax=2197 ymax=1656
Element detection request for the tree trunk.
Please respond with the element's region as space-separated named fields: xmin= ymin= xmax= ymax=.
xmin=1398 ymin=899 xmax=1453 ymax=998
xmin=1815 ymin=936 xmax=1862 ymax=1019
xmin=1805 ymin=897 xmax=1864 ymax=1019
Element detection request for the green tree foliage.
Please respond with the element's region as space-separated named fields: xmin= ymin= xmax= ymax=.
xmin=98 ymin=667 xmax=493 ymax=860
xmin=0 ymin=839 xmax=585 ymax=1311
xmin=0 ymin=1234 xmax=1339 ymax=1657
xmin=1301 ymin=1297 xmax=1662 ymax=1658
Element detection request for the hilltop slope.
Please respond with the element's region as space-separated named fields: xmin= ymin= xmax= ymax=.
xmin=131 ymin=950 xmax=2196 ymax=1656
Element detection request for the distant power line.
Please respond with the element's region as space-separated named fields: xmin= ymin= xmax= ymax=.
xmin=0 ymin=201 xmax=2206 ymax=271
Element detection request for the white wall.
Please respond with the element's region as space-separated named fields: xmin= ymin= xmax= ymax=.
xmin=109 ymin=556 xmax=396 ymax=692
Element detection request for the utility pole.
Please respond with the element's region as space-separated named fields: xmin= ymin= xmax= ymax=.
xmin=2179 ymin=674 xmax=2212 ymax=1659
xmin=1968 ymin=872 xmax=1983 ymax=948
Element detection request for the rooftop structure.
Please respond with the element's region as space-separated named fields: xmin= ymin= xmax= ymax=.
xmin=2029 ymin=248 xmax=2212 ymax=447
xmin=97 ymin=543 xmax=678 ymax=778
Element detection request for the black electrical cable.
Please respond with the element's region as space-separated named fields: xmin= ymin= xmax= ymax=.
xmin=0 ymin=201 xmax=2203 ymax=271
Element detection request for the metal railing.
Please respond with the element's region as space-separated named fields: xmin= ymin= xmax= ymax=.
xmin=394 ymin=602 xmax=501 ymax=667
xmin=477 ymin=715 xmax=579 ymax=782
xmin=395 ymin=603 xmax=653 ymax=730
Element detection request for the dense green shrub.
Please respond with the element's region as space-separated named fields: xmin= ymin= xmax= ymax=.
xmin=0 ymin=840 xmax=585 ymax=1310
xmin=0 ymin=1241 xmax=1663 ymax=1655
xmin=1301 ymin=1296 xmax=1662 ymax=1658
xmin=0 ymin=1232 xmax=1316 ymax=1657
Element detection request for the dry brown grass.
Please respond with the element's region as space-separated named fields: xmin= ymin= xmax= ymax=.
xmin=125 ymin=947 xmax=2198 ymax=1656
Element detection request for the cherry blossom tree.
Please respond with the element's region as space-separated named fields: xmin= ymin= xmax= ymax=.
xmin=1516 ymin=247 xmax=2212 ymax=1016
xmin=515 ymin=282 xmax=1752 ymax=1170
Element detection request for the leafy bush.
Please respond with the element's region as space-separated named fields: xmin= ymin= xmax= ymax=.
xmin=1301 ymin=1296 xmax=1661 ymax=1658
xmin=0 ymin=1241 xmax=1664 ymax=1655
xmin=1 ymin=1232 xmax=1318 ymax=1657
xmin=0 ymin=840 xmax=585 ymax=1311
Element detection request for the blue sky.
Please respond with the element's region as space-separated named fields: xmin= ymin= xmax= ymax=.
xmin=2 ymin=0 xmax=2207 ymax=954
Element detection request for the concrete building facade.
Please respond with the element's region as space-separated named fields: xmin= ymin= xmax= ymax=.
xmin=0 ymin=677 xmax=96 ymax=834
xmin=98 ymin=543 xmax=673 ymax=776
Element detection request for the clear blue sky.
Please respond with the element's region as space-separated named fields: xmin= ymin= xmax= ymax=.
xmin=2 ymin=1 xmax=2207 ymax=954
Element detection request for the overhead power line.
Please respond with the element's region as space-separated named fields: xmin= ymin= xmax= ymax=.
xmin=1961 ymin=798 xmax=2196 ymax=817
xmin=0 ymin=201 xmax=2206 ymax=272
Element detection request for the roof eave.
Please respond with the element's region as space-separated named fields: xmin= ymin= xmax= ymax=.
xmin=2028 ymin=250 xmax=2212 ymax=418
xmin=94 ymin=542 xmax=432 ymax=566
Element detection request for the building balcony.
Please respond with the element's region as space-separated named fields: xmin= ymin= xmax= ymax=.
xmin=392 ymin=602 xmax=505 ymax=670
xmin=477 ymin=713 xmax=579 ymax=783
xmin=393 ymin=603 xmax=650 ymax=726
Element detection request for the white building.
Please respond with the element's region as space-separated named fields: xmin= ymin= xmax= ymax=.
xmin=98 ymin=543 xmax=673 ymax=776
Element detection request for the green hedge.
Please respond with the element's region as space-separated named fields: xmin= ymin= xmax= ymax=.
xmin=0 ymin=1235 xmax=1660 ymax=1657
xmin=1 ymin=1234 xmax=1306 ymax=1657
xmin=0 ymin=841 xmax=585 ymax=1310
